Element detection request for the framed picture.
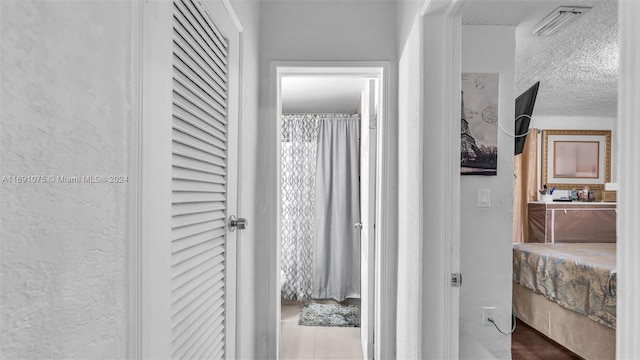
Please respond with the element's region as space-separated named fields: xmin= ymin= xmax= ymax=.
xmin=460 ymin=73 xmax=499 ymax=176
xmin=541 ymin=130 xmax=611 ymax=190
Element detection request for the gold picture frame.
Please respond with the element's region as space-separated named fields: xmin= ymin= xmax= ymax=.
xmin=541 ymin=130 xmax=611 ymax=190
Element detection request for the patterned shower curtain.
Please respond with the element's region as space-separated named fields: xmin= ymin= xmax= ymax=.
xmin=281 ymin=114 xmax=319 ymax=300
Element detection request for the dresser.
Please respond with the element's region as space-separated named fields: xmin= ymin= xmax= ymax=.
xmin=527 ymin=202 xmax=617 ymax=243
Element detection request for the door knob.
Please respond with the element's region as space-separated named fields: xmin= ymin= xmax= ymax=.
xmin=354 ymin=222 xmax=363 ymax=229
xmin=229 ymin=215 xmax=248 ymax=231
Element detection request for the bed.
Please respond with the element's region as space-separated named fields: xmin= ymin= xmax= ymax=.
xmin=512 ymin=242 xmax=616 ymax=359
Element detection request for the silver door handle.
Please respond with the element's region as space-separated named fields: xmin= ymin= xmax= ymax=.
xmin=354 ymin=222 xmax=363 ymax=229
xmin=229 ymin=215 xmax=248 ymax=231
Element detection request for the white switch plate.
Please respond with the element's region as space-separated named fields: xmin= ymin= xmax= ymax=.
xmin=478 ymin=189 xmax=490 ymax=208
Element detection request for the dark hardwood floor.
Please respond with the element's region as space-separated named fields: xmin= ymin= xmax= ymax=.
xmin=512 ymin=320 xmax=583 ymax=360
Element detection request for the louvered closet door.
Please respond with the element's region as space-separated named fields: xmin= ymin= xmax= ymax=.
xmin=170 ymin=0 xmax=238 ymax=358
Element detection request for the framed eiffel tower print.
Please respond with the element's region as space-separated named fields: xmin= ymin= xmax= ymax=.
xmin=461 ymin=73 xmax=499 ymax=175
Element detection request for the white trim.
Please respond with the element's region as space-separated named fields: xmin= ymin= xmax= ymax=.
xmin=272 ymin=61 xmax=392 ymax=360
xmin=139 ymin=2 xmax=174 ymax=358
xmin=375 ymin=63 xmax=394 ymax=360
xmin=128 ymin=0 xmax=143 ymax=358
xmin=234 ymin=20 xmax=246 ymax=360
xmin=273 ymin=63 xmax=282 ymax=359
xmin=204 ymin=0 xmax=242 ymax=355
xmin=443 ymin=9 xmax=462 ymax=360
xmin=220 ymin=0 xmax=244 ymax=32
xmin=201 ymin=2 xmax=246 ymax=357
xmin=420 ymin=1 xmax=462 ymax=358
xmin=360 ymin=78 xmax=377 ymax=360
xmin=617 ymin=1 xmax=640 ymax=358
xmin=267 ymin=62 xmax=282 ymax=359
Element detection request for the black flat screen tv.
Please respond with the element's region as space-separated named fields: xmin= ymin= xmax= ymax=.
xmin=514 ymin=81 xmax=540 ymax=155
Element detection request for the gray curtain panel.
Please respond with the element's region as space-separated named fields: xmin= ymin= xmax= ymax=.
xmin=313 ymin=116 xmax=361 ymax=301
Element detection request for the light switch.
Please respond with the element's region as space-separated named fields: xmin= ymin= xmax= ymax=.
xmin=478 ymin=189 xmax=490 ymax=208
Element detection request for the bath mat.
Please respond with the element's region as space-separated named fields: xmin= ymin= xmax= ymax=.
xmin=298 ymin=303 xmax=360 ymax=327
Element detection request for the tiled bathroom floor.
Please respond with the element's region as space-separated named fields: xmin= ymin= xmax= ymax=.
xmin=280 ymin=301 xmax=363 ymax=360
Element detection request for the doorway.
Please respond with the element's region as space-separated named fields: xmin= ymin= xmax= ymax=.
xmin=274 ymin=64 xmax=386 ymax=360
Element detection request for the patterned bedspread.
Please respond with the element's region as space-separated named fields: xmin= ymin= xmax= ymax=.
xmin=513 ymin=243 xmax=616 ymax=329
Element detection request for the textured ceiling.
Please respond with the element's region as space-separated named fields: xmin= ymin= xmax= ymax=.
xmin=462 ymin=0 xmax=618 ymax=118
xmin=281 ymin=1 xmax=619 ymax=118
xmin=281 ymin=77 xmax=367 ymax=114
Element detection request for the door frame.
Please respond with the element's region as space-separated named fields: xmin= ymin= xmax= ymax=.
xmin=272 ymin=61 xmax=391 ymax=359
xmin=360 ymin=78 xmax=378 ymax=360
xmin=416 ymin=0 xmax=463 ymax=358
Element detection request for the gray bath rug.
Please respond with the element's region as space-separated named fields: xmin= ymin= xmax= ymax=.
xmin=298 ymin=303 xmax=361 ymax=327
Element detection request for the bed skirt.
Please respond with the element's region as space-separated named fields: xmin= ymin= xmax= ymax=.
xmin=513 ymin=283 xmax=615 ymax=360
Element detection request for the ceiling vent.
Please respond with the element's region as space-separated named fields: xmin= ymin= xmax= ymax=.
xmin=531 ymin=6 xmax=592 ymax=36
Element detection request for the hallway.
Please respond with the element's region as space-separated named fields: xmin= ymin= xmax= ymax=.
xmin=2 ymin=0 xmax=640 ymax=359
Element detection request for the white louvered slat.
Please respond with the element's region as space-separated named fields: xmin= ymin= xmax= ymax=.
xmin=172 ymin=157 xmax=225 ymax=177
xmin=198 ymin=326 xmax=225 ymax=359
xmin=172 ymin=231 xmax=225 ymax=263
xmin=172 ymin=157 xmax=227 ymax=180
xmin=173 ymin=2 xmax=228 ymax=74
xmin=172 ymin=255 xmax=225 ymax=294
xmin=172 ymin=277 xmax=224 ymax=326
xmin=173 ymin=192 xmax=225 ymax=204
xmin=172 ymin=202 xmax=225 ymax=217
xmin=174 ymin=304 xmax=222 ymax=356
xmin=173 ymin=45 xmax=227 ymax=97
xmin=173 ymin=82 xmax=227 ymax=122
xmin=172 ymin=219 xmax=226 ymax=243
xmin=172 ymin=271 xmax=224 ymax=317
xmin=173 ymin=179 xmax=226 ymax=193
xmin=179 ymin=0 xmax=229 ymax=58
xmin=173 ymin=22 xmax=227 ymax=81
xmin=173 ymin=60 xmax=227 ymax=108
xmin=172 ymin=229 xmax=225 ymax=254
xmin=173 ymin=142 xmax=226 ymax=168
xmin=173 ymin=121 xmax=227 ymax=153
xmin=172 ymin=298 xmax=224 ymax=357
xmin=173 ymin=76 xmax=227 ymax=117
xmin=173 ymin=102 xmax=228 ymax=140
xmin=173 ymin=262 xmax=225 ymax=302
xmin=173 ymin=127 xmax=226 ymax=154
xmin=174 ymin=91 xmax=227 ymax=127
xmin=171 ymin=0 xmax=229 ymax=358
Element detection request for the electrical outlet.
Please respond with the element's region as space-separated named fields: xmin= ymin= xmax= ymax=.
xmin=482 ymin=306 xmax=495 ymax=326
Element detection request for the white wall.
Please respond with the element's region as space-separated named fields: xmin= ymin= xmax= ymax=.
xmin=257 ymin=1 xmax=398 ymax=357
xmin=459 ymin=25 xmax=515 ymax=359
xmin=396 ymin=0 xmax=425 ymax=56
xmin=0 ymin=1 xmax=132 ymax=358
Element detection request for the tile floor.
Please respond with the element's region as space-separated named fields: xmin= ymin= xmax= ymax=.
xmin=280 ymin=301 xmax=363 ymax=360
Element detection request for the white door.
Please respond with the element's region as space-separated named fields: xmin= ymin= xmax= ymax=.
xmin=360 ymin=79 xmax=377 ymax=360
xmin=169 ymin=0 xmax=239 ymax=358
